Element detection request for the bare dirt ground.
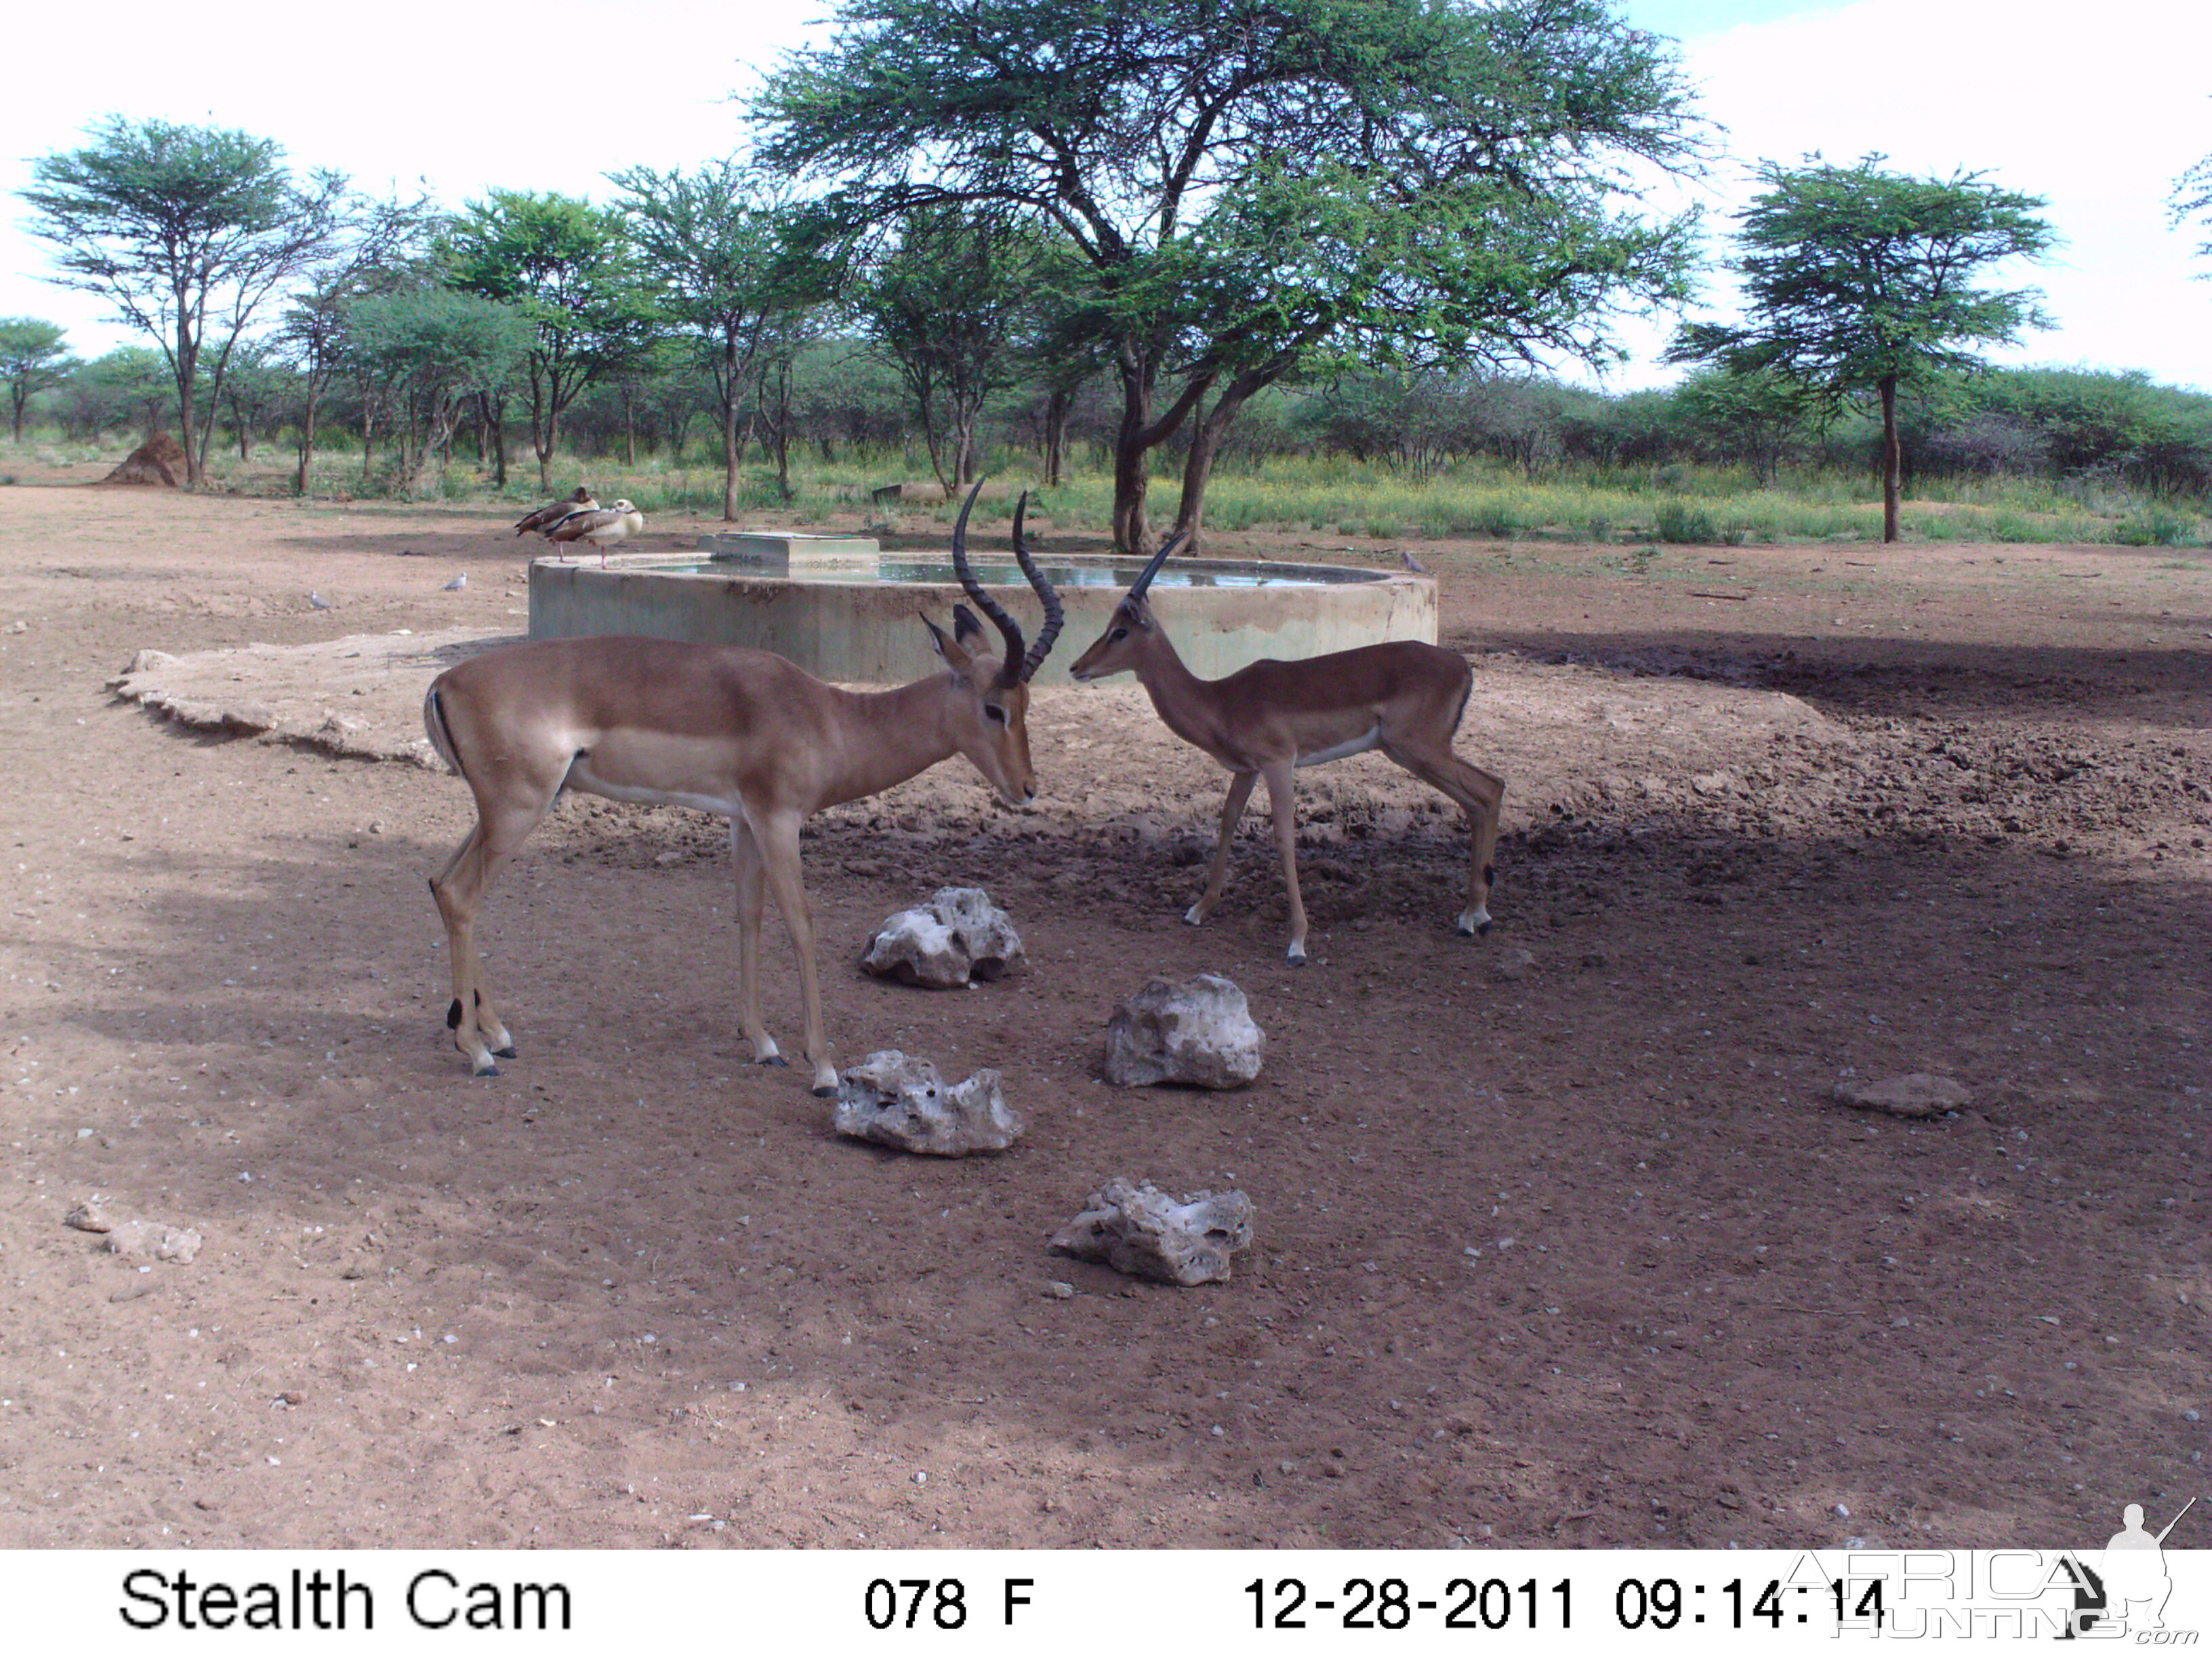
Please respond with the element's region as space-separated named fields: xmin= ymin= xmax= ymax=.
xmin=1 ymin=464 xmax=2207 ymax=1551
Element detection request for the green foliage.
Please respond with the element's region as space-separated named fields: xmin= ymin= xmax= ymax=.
xmin=757 ymin=0 xmax=1708 ymax=546
xmin=1670 ymin=154 xmax=2055 ymax=398
xmin=443 ymin=190 xmax=664 ymax=485
xmin=0 ymin=317 xmax=79 ymax=441
xmin=18 ymin=116 xmax=354 ymax=482
xmin=851 ymin=206 xmax=1041 ymax=493
xmin=1654 ymin=501 xmax=1718 ymax=543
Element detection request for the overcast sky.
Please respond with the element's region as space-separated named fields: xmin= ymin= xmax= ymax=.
xmin=2 ymin=0 xmax=2206 ymax=392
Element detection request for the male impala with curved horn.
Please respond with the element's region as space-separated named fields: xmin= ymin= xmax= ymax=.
xmin=1069 ymin=540 xmax=1503 ymax=965
xmin=422 ymin=482 xmax=1063 ymax=1092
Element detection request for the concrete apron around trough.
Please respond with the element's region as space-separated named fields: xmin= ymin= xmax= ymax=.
xmin=527 ymin=552 xmax=1437 ymax=686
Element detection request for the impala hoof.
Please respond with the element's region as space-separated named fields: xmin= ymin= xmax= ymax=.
xmin=472 ymin=1063 xmax=501 ymax=1079
xmin=1286 ymin=948 xmax=1307 ymax=967
xmin=811 ymin=1084 xmax=838 ymax=1099
xmin=494 ymin=1045 xmax=518 ymax=1060
xmin=758 ymin=1054 xmax=789 ymax=1069
xmin=1183 ymin=905 xmax=1205 ymax=927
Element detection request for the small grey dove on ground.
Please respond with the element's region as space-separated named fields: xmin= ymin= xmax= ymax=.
xmin=308 ymin=591 xmax=335 ymax=610
xmin=443 ymin=575 xmax=467 ymax=591
xmin=1399 ymin=549 xmax=1431 ymax=574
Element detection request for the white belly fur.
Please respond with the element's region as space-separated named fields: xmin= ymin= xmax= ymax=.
xmin=1296 ymin=726 xmax=1380 ymax=769
xmin=565 ymin=758 xmax=743 ymax=819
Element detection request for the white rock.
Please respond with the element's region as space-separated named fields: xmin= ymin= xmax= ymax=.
xmin=832 ymin=1050 xmax=1023 ymax=1155
xmin=1050 ymin=1179 xmax=1255 ymax=1286
xmin=63 ymin=1199 xmax=115 ymax=1233
xmin=859 ymin=886 xmax=1026 ymax=989
xmin=104 ymin=1221 xmax=203 ymax=1264
xmin=1835 ymin=1073 xmax=1969 ymax=1119
xmin=1103 ymin=974 xmax=1265 ymax=1089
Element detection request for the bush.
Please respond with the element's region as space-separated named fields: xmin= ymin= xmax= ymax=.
xmin=1655 ymin=501 xmax=1719 ymax=544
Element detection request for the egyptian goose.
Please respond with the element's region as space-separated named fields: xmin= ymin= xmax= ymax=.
xmin=514 ymin=487 xmax=596 ymax=537
xmin=547 ymin=499 xmax=644 ymax=566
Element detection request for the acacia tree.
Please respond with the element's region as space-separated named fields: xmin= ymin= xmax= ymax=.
xmin=18 ymin=117 xmax=351 ymax=485
xmin=608 ymin=162 xmax=821 ymax=518
xmin=1668 ymin=155 xmax=2055 ymax=542
xmin=444 ymin=191 xmax=661 ymax=491
xmin=346 ymin=289 xmax=533 ymax=497
xmin=1671 ymin=364 xmax=1822 ymax=487
xmin=852 ymin=207 xmax=1038 ymax=492
xmin=275 ymin=194 xmax=434 ymax=494
xmin=2173 ymin=147 xmax=2212 ymax=274
xmin=0 ymin=319 xmax=79 ymax=443
xmin=756 ymin=0 xmax=1704 ymax=551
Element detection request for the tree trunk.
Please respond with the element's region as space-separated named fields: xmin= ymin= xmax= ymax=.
xmin=622 ymin=383 xmax=637 ymax=467
xmin=361 ymin=408 xmax=377 ymax=485
xmin=1171 ymin=379 xmax=1259 ymax=556
xmin=721 ymin=393 xmax=743 ymax=521
xmin=12 ymin=388 xmax=26 ymax=445
xmin=1111 ymin=348 xmax=1156 ymax=554
xmin=480 ymin=392 xmax=508 ymax=490
xmin=1879 ymin=373 xmax=1902 ymax=544
xmin=1042 ymin=386 xmax=1069 ymax=489
xmin=295 ymin=379 xmax=321 ymax=496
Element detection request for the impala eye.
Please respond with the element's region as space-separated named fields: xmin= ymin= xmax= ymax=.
xmin=983 ymin=704 xmax=1008 ymax=725
xmin=1109 ymin=627 xmax=1128 ymax=641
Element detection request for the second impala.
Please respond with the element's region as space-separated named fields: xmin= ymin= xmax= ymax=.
xmin=1069 ymin=539 xmax=1504 ymax=965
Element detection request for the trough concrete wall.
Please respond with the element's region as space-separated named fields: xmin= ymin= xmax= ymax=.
xmin=528 ymin=556 xmax=1436 ymax=687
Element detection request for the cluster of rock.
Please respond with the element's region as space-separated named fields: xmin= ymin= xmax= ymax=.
xmin=845 ymin=886 xmax=1271 ymax=1286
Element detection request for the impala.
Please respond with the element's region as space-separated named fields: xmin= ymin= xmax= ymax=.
xmin=422 ymin=483 xmax=1063 ymax=1092
xmin=1068 ymin=540 xmax=1503 ymax=964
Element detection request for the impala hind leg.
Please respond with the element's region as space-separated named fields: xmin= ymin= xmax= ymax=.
xmin=729 ymin=817 xmax=787 ymax=1069
xmin=1261 ymin=761 xmax=1311 ymax=965
xmin=752 ymin=811 xmax=839 ymax=1095
xmin=1187 ymin=770 xmax=1258 ymax=928
xmin=1389 ymin=743 xmax=1505 ymax=937
xmin=429 ymin=798 xmax=553 ymax=1076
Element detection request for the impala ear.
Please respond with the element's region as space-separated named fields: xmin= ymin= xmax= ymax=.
xmin=951 ymin=603 xmax=987 ymax=647
xmin=924 ymin=615 xmax=976 ymax=681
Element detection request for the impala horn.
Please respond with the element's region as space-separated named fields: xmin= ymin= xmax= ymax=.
xmin=948 ymin=480 xmax=1064 ymax=687
xmin=1009 ymin=491 xmax=1064 ymax=684
xmin=1124 ymin=527 xmax=1191 ymax=608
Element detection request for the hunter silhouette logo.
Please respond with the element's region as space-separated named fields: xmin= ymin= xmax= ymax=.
xmin=2069 ymin=1498 xmax=2198 ymax=1638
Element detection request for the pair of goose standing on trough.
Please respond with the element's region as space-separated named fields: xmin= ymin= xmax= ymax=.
xmin=427 ymin=482 xmax=1502 ymax=1087
xmin=513 ymin=487 xmax=644 ymax=565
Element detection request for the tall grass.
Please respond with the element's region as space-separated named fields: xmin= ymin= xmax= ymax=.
xmin=18 ymin=428 xmax=2205 ymax=547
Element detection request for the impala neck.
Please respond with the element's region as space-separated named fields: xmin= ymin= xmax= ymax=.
xmin=1128 ymin=623 xmax=1223 ymax=750
xmin=817 ymin=674 xmax=969 ymax=808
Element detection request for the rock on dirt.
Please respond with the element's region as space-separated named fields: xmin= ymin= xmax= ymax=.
xmin=859 ymin=886 xmax=1027 ymax=989
xmin=1103 ymin=974 xmax=1265 ymax=1088
xmin=831 ymin=1050 xmax=1023 ymax=1155
xmin=102 ymin=1221 xmax=203 ymax=1263
xmin=63 ymin=1198 xmax=116 ymax=1233
xmin=1049 ymin=1178 xmax=1256 ymax=1286
xmin=1835 ymin=1073 xmax=1971 ymax=1120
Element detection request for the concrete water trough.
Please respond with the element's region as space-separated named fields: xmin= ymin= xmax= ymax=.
xmin=528 ymin=537 xmax=1434 ymax=687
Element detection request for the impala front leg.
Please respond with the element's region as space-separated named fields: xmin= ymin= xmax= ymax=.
xmin=754 ymin=810 xmax=840 ymax=1095
xmin=1187 ymin=769 xmax=1257 ymax=928
xmin=729 ymin=817 xmax=786 ymax=1069
xmin=1262 ymin=760 xmax=1309 ymax=965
